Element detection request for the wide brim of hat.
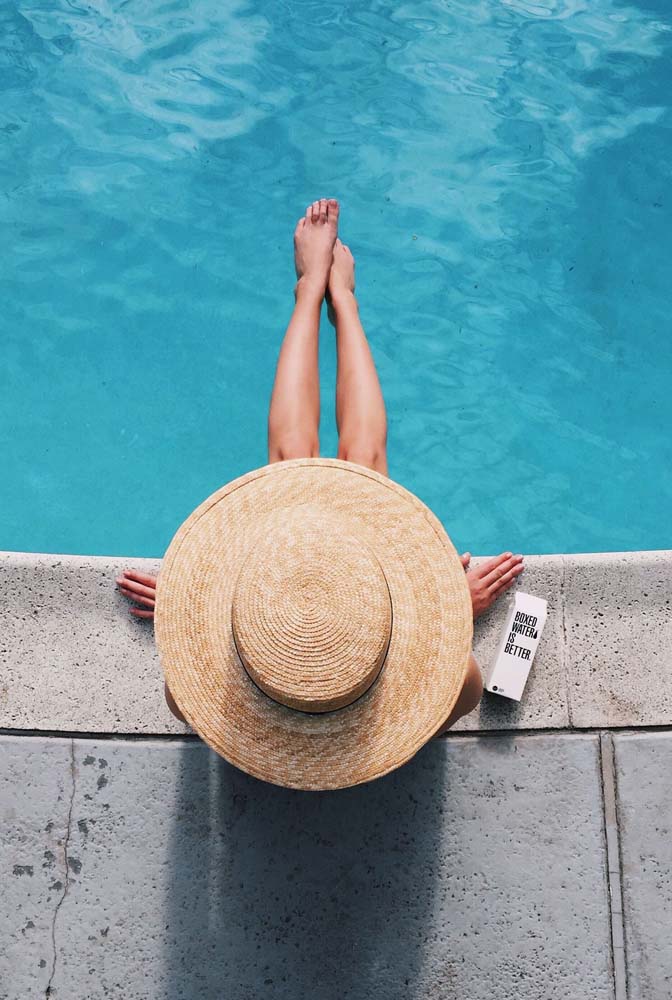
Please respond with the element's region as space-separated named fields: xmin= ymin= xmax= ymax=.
xmin=154 ymin=458 xmax=473 ymax=791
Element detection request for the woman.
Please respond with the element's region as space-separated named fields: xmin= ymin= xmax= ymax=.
xmin=117 ymin=198 xmax=524 ymax=732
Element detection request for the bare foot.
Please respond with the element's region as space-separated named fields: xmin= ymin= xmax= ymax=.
xmin=326 ymin=238 xmax=355 ymax=325
xmin=293 ymin=198 xmax=339 ymax=298
xmin=460 ymin=552 xmax=524 ymax=619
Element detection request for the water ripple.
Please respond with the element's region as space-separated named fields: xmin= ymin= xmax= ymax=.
xmin=2 ymin=0 xmax=671 ymax=555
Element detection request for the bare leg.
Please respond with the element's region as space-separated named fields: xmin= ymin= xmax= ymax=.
xmin=165 ymin=680 xmax=187 ymax=723
xmin=327 ymin=241 xmax=388 ymax=476
xmin=433 ymin=653 xmax=484 ymax=736
xmin=267 ymin=198 xmax=339 ymax=463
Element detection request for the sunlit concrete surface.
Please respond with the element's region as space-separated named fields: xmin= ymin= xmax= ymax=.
xmin=613 ymin=733 xmax=672 ymax=1000
xmin=1 ymin=550 xmax=671 ymax=734
xmin=3 ymin=733 xmax=615 ymax=1000
xmin=1 ymin=549 xmax=671 ymax=998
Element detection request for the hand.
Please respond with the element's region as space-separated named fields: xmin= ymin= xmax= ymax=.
xmin=460 ymin=551 xmax=524 ymax=619
xmin=116 ymin=569 xmax=157 ymax=619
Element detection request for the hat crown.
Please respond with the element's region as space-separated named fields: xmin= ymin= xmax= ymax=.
xmin=231 ymin=506 xmax=392 ymax=713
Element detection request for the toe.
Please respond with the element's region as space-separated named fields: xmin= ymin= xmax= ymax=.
xmin=319 ymin=198 xmax=328 ymax=222
xmin=294 ymin=217 xmax=304 ymax=239
xmin=311 ymin=199 xmax=320 ymax=222
xmin=328 ymin=198 xmax=339 ymax=221
xmin=305 ymin=203 xmax=312 ymax=221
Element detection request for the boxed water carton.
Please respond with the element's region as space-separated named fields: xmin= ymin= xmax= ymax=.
xmin=485 ymin=591 xmax=547 ymax=702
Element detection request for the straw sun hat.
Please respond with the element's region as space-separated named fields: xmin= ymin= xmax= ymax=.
xmin=155 ymin=458 xmax=473 ymax=791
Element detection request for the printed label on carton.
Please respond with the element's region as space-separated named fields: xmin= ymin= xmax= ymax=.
xmin=485 ymin=591 xmax=547 ymax=702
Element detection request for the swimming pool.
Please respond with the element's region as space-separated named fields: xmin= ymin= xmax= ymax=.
xmin=2 ymin=0 xmax=671 ymax=558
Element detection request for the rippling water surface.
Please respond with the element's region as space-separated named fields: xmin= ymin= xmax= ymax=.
xmin=2 ymin=0 xmax=671 ymax=556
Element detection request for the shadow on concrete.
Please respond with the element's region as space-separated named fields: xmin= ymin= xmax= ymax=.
xmin=478 ymin=690 xmax=522 ymax=728
xmin=474 ymin=694 xmax=522 ymax=758
xmin=163 ymin=738 xmax=447 ymax=1000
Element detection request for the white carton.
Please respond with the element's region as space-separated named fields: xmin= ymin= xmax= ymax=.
xmin=485 ymin=591 xmax=547 ymax=701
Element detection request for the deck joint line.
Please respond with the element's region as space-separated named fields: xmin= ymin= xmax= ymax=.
xmin=560 ymin=555 xmax=573 ymax=727
xmin=45 ymin=737 xmax=76 ymax=998
xmin=599 ymin=732 xmax=628 ymax=1000
xmin=5 ymin=723 xmax=672 ymax=742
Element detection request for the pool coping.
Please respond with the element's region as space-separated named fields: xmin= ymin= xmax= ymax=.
xmin=1 ymin=549 xmax=670 ymax=734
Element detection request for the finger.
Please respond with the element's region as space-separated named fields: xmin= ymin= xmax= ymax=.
xmin=116 ymin=578 xmax=155 ymax=600
xmin=117 ymin=582 xmax=155 ymax=603
xmin=484 ymin=557 xmax=523 ymax=590
xmin=130 ymin=607 xmax=154 ymax=619
xmin=488 ymin=562 xmax=525 ymax=594
xmin=481 ymin=554 xmax=522 ymax=587
xmin=460 ymin=552 xmax=471 ymax=570
xmin=120 ymin=593 xmax=155 ymax=611
xmin=474 ymin=552 xmax=512 ymax=578
xmin=118 ymin=586 xmax=155 ymax=608
xmin=120 ymin=570 xmax=157 ymax=587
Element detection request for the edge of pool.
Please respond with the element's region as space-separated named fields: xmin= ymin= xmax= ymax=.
xmin=1 ymin=549 xmax=670 ymax=734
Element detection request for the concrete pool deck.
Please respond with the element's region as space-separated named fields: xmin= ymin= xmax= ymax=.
xmin=1 ymin=549 xmax=671 ymax=998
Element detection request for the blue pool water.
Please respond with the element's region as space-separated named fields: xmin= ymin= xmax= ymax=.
xmin=2 ymin=0 xmax=671 ymax=558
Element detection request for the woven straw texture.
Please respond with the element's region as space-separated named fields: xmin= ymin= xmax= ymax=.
xmin=154 ymin=458 xmax=473 ymax=791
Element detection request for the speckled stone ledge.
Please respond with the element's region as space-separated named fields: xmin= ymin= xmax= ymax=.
xmin=0 ymin=549 xmax=670 ymax=734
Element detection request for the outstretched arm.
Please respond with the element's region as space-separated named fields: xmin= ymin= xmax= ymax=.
xmin=164 ymin=681 xmax=187 ymax=723
xmin=461 ymin=551 xmax=524 ymax=618
xmin=433 ymin=552 xmax=526 ymax=735
xmin=434 ymin=652 xmax=484 ymax=736
xmin=116 ymin=569 xmax=186 ymax=722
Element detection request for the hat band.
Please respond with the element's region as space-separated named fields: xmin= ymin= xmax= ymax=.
xmin=230 ymin=505 xmax=393 ymax=713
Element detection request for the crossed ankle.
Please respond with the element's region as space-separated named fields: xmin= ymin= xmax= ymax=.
xmin=294 ymin=275 xmax=328 ymax=301
xmin=328 ymin=287 xmax=358 ymax=311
